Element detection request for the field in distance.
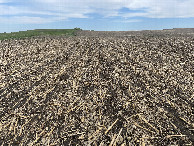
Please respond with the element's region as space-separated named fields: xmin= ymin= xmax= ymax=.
xmin=0 ymin=28 xmax=81 ymax=40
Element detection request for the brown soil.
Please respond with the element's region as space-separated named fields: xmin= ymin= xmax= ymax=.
xmin=0 ymin=31 xmax=193 ymax=145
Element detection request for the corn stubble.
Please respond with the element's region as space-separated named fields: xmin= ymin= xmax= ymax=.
xmin=0 ymin=31 xmax=193 ymax=145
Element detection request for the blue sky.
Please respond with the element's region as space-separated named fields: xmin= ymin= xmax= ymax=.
xmin=0 ymin=0 xmax=194 ymax=33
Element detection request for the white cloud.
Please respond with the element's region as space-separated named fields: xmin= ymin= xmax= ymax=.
xmin=29 ymin=0 xmax=194 ymax=18
xmin=0 ymin=16 xmax=55 ymax=24
xmin=0 ymin=0 xmax=10 ymax=3
xmin=0 ymin=0 xmax=194 ymax=24
xmin=113 ymin=19 xmax=142 ymax=23
xmin=121 ymin=19 xmax=142 ymax=23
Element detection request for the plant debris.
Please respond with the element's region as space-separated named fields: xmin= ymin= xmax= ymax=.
xmin=0 ymin=30 xmax=193 ymax=145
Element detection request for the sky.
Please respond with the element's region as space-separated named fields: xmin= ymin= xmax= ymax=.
xmin=0 ymin=0 xmax=194 ymax=33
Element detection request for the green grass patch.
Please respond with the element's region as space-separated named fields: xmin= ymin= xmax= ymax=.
xmin=0 ymin=28 xmax=81 ymax=40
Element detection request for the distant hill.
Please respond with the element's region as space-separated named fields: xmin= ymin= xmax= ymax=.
xmin=0 ymin=28 xmax=81 ymax=40
xmin=1 ymin=28 xmax=194 ymax=40
xmin=76 ymin=28 xmax=194 ymax=37
xmin=163 ymin=28 xmax=194 ymax=33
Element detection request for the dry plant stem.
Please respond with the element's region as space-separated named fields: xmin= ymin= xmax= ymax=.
xmin=137 ymin=114 xmax=159 ymax=134
xmin=30 ymin=129 xmax=46 ymax=146
xmin=166 ymin=135 xmax=187 ymax=138
xmin=141 ymin=138 xmax=146 ymax=146
xmin=105 ymin=119 xmax=119 ymax=135
xmin=133 ymin=121 xmax=155 ymax=134
xmin=112 ymin=128 xmax=123 ymax=146
xmin=109 ymin=134 xmax=117 ymax=146
xmin=42 ymin=86 xmax=55 ymax=99
xmin=89 ymin=127 xmax=104 ymax=140
xmin=121 ymin=143 xmax=126 ymax=146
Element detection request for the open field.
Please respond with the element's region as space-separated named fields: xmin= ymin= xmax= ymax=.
xmin=0 ymin=30 xmax=193 ymax=145
xmin=0 ymin=28 xmax=80 ymax=40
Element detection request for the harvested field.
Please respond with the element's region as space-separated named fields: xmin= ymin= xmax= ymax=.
xmin=0 ymin=31 xmax=193 ymax=145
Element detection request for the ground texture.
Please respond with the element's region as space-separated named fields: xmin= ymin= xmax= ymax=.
xmin=0 ymin=31 xmax=193 ymax=145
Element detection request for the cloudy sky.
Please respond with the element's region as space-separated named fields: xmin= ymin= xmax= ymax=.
xmin=0 ymin=0 xmax=194 ymax=32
